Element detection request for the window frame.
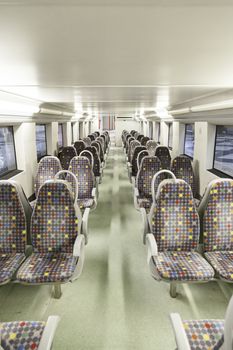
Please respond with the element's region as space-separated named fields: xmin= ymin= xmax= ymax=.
xmin=211 ymin=125 xmax=233 ymax=178
xmin=168 ymin=123 xmax=173 ymax=149
xmin=183 ymin=123 xmax=195 ymax=159
xmin=58 ymin=123 xmax=64 ymax=150
xmin=0 ymin=126 xmax=18 ymax=179
xmin=156 ymin=122 xmax=161 ymax=144
xmin=36 ymin=124 xmax=47 ymax=162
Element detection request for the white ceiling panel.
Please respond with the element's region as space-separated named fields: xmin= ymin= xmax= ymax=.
xmin=0 ymin=3 xmax=232 ymax=115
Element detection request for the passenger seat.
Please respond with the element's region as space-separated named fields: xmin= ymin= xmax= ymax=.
xmin=199 ymin=179 xmax=233 ymax=283
xmin=59 ymin=146 xmax=77 ymax=170
xmin=145 ymin=177 xmax=214 ymax=297
xmin=155 ymin=146 xmax=171 ymax=169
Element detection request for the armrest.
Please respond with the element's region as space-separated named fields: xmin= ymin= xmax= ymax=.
xmin=38 ymin=316 xmax=60 ymax=350
xmin=92 ymin=187 xmax=97 ymax=197
xmin=127 ymin=161 xmax=132 ymax=169
xmin=140 ymin=208 xmax=149 ymax=244
xmin=133 ymin=187 xmax=140 ymax=210
xmin=73 ymin=234 xmax=85 ymax=257
xmin=146 ymin=233 xmax=158 ymax=264
xmin=169 ymin=313 xmax=191 ymax=350
xmin=81 ymin=208 xmax=90 ymax=244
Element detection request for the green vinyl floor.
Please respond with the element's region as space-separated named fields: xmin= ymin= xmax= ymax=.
xmin=0 ymin=145 xmax=232 ymax=350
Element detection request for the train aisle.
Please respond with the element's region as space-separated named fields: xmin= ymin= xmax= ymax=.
xmin=0 ymin=140 xmax=231 ymax=350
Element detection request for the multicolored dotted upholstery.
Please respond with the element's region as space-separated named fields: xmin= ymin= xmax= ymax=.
xmin=31 ymin=182 xmax=79 ymax=253
xmin=67 ymin=156 xmax=94 ymax=206
xmin=129 ymin=140 xmax=140 ymax=163
xmin=0 ymin=321 xmax=46 ymax=350
xmin=0 ymin=253 xmax=25 ymax=284
xmin=136 ymin=134 xmax=144 ymax=142
xmin=137 ymin=150 xmax=149 ymax=170
xmin=136 ymin=156 xmax=162 ymax=211
xmin=59 ymin=146 xmax=77 ymax=170
xmin=85 ymin=146 xmax=101 ymax=177
xmin=146 ymin=140 xmax=158 ymax=156
xmin=203 ymin=180 xmax=233 ymax=252
xmin=88 ymin=134 xmax=95 ymax=141
xmin=141 ymin=136 xmax=150 ymax=146
xmin=126 ymin=137 xmax=134 ymax=154
xmin=182 ymin=319 xmax=224 ymax=350
xmin=155 ymin=146 xmax=171 ymax=169
xmin=17 ymin=252 xmax=77 ymax=283
xmin=74 ymin=140 xmax=86 ymax=155
xmin=131 ymin=146 xmax=147 ymax=177
xmin=91 ymin=141 xmax=104 ymax=163
xmin=34 ymin=156 xmax=62 ymax=197
xmin=171 ymin=156 xmax=196 ymax=196
xmin=153 ymin=251 xmax=214 ymax=281
xmin=0 ymin=182 xmax=27 ymax=254
xmin=80 ymin=150 xmax=93 ymax=169
xmin=96 ymin=137 xmax=105 ymax=153
xmin=150 ymin=181 xmax=200 ymax=251
xmin=100 ymin=135 xmax=107 ymax=152
xmin=83 ymin=137 xmax=91 ymax=146
xmin=16 ymin=181 xmax=79 ymax=284
xmin=205 ymin=251 xmax=233 ymax=281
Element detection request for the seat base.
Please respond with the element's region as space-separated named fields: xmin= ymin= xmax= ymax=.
xmin=17 ymin=252 xmax=77 ymax=284
xmin=152 ymin=251 xmax=215 ymax=282
xmin=204 ymin=251 xmax=233 ymax=282
xmin=183 ymin=319 xmax=224 ymax=350
xmin=0 ymin=253 xmax=25 ymax=285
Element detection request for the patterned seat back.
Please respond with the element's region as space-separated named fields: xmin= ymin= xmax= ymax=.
xmin=95 ymin=140 xmax=104 ymax=162
xmin=100 ymin=134 xmax=108 ymax=151
xmin=31 ymin=180 xmax=80 ymax=253
xmin=68 ymin=156 xmax=94 ymax=200
xmin=126 ymin=136 xmax=134 ymax=154
xmin=202 ymin=179 xmax=233 ymax=252
xmin=134 ymin=131 xmax=139 ymax=139
xmin=91 ymin=141 xmax=100 ymax=155
xmin=88 ymin=134 xmax=95 ymax=141
xmin=124 ymin=134 xmax=131 ymax=148
xmin=83 ymin=137 xmax=92 ymax=146
xmin=103 ymin=131 xmax=110 ymax=144
xmin=129 ymin=140 xmax=140 ymax=163
xmin=137 ymin=134 xmax=144 ymax=142
xmin=59 ymin=146 xmax=77 ymax=170
xmin=171 ymin=155 xmax=196 ymax=196
xmin=0 ymin=181 xmax=27 ymax=254
xmin=136 ymin=156 xmax=162 ymax=198
xmin=96 ymin=136 xmax=105 ymax=152
xmin=85 ymin=146 xmax=101 ymax=176
xmin=146 ymin=140 xmax=158 ymax=156
xmin=155 ymin=146 xmax=171 ymax=169
xmin=137 ymin=150 xmax=149 ymax=170
xmin=149 ymin=179 xmax=199 ymax=252
xmin=141 ymin=136 xmax=150 ymax=146
xmin=131 ymin=146 xmax=147 ymax=177
xmin=74 ymin=140 xmax=86 ymax=155
xmin=130 ymin=130 xmax=136 ymax=136
xmin=79 ymin=150 xmax=94 ymax=169
xmin=95 ymin=131 xmax=100 ymax=137
xmin=34 ymin=156 xmax=62 ymax=197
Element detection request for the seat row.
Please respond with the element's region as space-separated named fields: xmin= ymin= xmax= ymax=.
xmin=122 ymin=130 xmax=233 ymax=295
xmin=122 ymin=129 xmax=233 ymax=349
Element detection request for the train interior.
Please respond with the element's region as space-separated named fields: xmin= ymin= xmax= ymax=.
xmin=0 ymin=1 xmax=233 ymax=349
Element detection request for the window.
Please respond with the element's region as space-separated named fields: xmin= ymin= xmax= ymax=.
xmin=71 ymin=123 xmax=74 ymax=143
xmin=168 ymin=123 xmax=173 ymax=149
xmin=149 ymin=122 xmax=153 ymax=139
xmin=156 ymin=123 xmax=160 ymax=143
xmin=58 ymin=123 xmax=63 ymax=149
xmin=36 ymin=124 xmax=47 ymax=161
xmin=213 ymin=125 xmax=233 ymax=177
xmin=0 ymin=126 xmax=17 ymax=177
xmin=184 ymin=124 xmax=195 ymax=158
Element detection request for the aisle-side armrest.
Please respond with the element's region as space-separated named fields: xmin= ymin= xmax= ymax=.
xmin=73 ymin=234 xmax=85 ymax=257
xmin=140 ymin=208 xmax=149 ymax=244
xmin=38 ymin=316 xmax=60 ymax=350
xmin=133 ymin=187 xmax=139 ymax=210
xmin=146 ymin=233 xmax=158 ymax=264
xmin=169 ymin=314 xmax=191 ymax=350
xmin=81 ymin=208 xmax=90 ymax=244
